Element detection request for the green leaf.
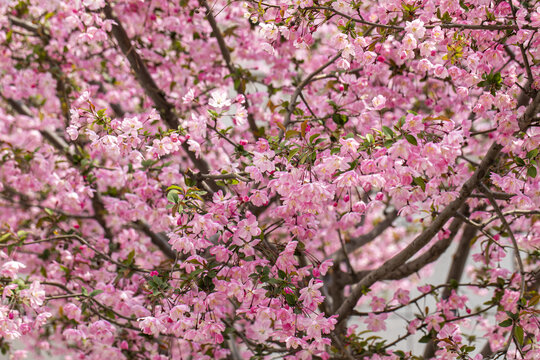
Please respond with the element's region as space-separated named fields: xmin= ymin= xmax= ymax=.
xmin=527 ymin=166 xmax=537 ymax=178
xmin=515 ymin=157 xmax=526 ymax=166
xmin=382 ymin=126 xmax=394 ymax=137
xmin=285 ymin=130 xmax=300 ymax=139
xmin=81 ymin=287 xmax=88 ymax=296
xmin=418 ymin=334 xmax=432 ymax=343
xmin=89 ymin=289 xmax=104 ymax=297
xmin=413 ymin=177 xmax=426 ymax=191
xmin=287 ymin=148 xmax=300 ymax=161
xmin=526 ymin=149 xmax=539 ymax=159
xmin=309 ymin=133 xmax=321 ymax=143
xmin=405 ymin=134 xmax=418 ymax=146
xmin=141 ymin=159 xmax=157 ymax=168
xmin=125 ymin=250 xmax=136 ymax=265
xmin=514 ymin=326 xmax=524 ymax=345
xmin=285 ymin=293 xmax=297 ymax=306
xmin=166 ymin=185 xmax=184 ymax=193
xmin=0 ymin=233 xmax=11 ymax=243
xmin=167 ymin=191 xmax=179 ymax=203
xmin=332 ymin=113 xmax=349 ymax=126
xmin=498 ymin=319 xmax=513 ymax=327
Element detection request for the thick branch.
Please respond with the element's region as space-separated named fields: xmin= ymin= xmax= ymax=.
xmin=334 ymin=85 xmax=540 ymax=324
xmin=384 ymin=215 xmax=464 ymax=281
xmin=3 ymin=96 xmax=175 ymax=260
xmin=135 ymin=221 xmax=176 ymax=260
xmin=103 ymin=3 xmax=218 ymax=187
xmin=423 ymin=222 xmax=478 ymax=359
xmin=198 ymin=0 xmax=259 ymax=135
xmin=329 ymin=210 xmax=398 ymax=264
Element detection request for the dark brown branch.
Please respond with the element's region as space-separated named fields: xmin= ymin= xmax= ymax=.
xmin=518 ymin=91 xmax=540 ymax=131
xmin=334 ymin=85 xmax=540 ymax=324
xmin=3 ymin=96 xmax=175 ymax=259
xmin=329 ymin=210 xmax=398 ymax=264
xmin=135 ymin=221 xmax=176 ymax=260
xmin=383 ymin=215 xmax=464 ymax=281
xmin=198 ymin=0 xmax=259 ymax=136
xmin=480 ymin=184 xmax=525 ymax=297
xmin=334 ymin=141 xmax=502 ymax=323
xmin=103 ymin=3 xmax=218 ymax=190
xmin=282 ymin=52 xmax=342 ymax=134
xmin=305 ymin=7 xmax=537 ymax=31
xmin=423 ymin=222 xmax=478 ymax=359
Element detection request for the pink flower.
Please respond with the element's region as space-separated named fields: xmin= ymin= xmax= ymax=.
xmin=299 ymin=279 xmax=324 ymax=309
xmin=364 ymin=313 xmax=388 ymax=332
xmin=21 ymin=281 xmax=45 ymax=308
xmin=372 ymin=95 xmax=386 ymax=110
xmin=63 ymin=303 xmax=82 ymax=322
xmin=66 ymin=125 xmax=79 ymax=141
xmin=89 ymin=320 xmax=116 ymax=345
xmin=370 ymin=296 xmax=386 ymax=311
xmin=1 ymin=261 xmax=26 ymax=278
xmin=182 ymin=88 xmax=195 ymax=104
xmin=208 ymin=89 xmax=231 ymax=109
xmin=407 ymin=318 xmax=421 ymax=334
xmin=402 ymin=33 xmax=417 ymax=50
xmin=236 ymin=214 xmax=261 ymax=239
xmin=426 ymin=313 xmax=444 ymax=332
xmin=63 ymin=328 xmax=86 ymax=343
xmin=138 ymin=316 xmax=166 ymax=336
xmin=253 ymin=150 xmax=275 ymax=172
xmin=393 ymin=288 xmax=410 ymax=305
xmin=405 ymin=19 xmax=425 ymax=38
xmin=250 ymin=190 xmax=268 ymax=207
xmin=500 ymin=290 xmax=519 ymax=312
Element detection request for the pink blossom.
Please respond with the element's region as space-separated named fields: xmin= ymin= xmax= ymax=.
xmin=138 ymin=317 xmax=166 ymax=336
xmin=208 ymin=89 xmax=231 ymax=109
xmin=372 ymin=95 xmax=386 ymax=110
xmin=364 ymin=313 xmax=388 ymax=332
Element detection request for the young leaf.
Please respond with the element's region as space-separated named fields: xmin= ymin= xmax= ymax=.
xmin=405 ymin=134 xmax=418 ymax=146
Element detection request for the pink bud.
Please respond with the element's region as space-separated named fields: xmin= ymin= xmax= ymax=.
xmin=352 ymin=201 xmax=366 ymax=213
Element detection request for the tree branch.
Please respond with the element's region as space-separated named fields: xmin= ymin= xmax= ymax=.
xmin=329 ymin=210 xmax=398 ymax=264
xmin=334 ymin=83 xmax=540 ymax=324
xmin=198 ymin=0 xmax=259 ymax=136
xmin=282 ymin=52 xmax=342 ymax=134
xmin=383 ymin=215 xmax=464 ymax=281
xmin=423 ymin=221 xmax=478 ymax=359
xmin=103 ymin=3 xmax=218 ymax=189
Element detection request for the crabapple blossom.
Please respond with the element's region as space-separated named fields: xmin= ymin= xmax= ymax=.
xmin=0 ymin=1 xmax=539 ymax=360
